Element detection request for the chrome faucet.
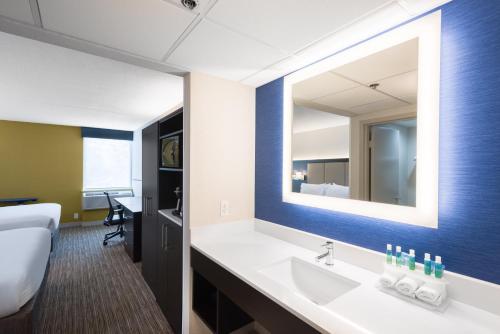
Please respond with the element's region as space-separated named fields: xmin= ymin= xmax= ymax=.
xmin=316 ymin=241 xmax=334 ymax=266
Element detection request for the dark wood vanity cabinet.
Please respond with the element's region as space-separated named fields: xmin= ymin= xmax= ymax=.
xmin=157 ymin=212 xmax=183 ymax=334
xmin=191 ymin=248 xmax=320 ymax=334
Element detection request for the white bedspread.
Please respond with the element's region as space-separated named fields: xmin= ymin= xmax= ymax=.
xmin=0 ymin=228 xmax=51 ymax=318
xmin=0 ymin=203 xmax=61 ymax=233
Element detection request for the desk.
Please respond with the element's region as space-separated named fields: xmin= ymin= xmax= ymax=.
xmin=0 ymin=197 xmax=38 ymax=205
xmin=115 ymin=197 xmax=142 ymax=262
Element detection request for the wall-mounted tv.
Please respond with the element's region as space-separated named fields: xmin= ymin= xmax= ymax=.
xmin=161 ymin=135 xmax=182 ymax=168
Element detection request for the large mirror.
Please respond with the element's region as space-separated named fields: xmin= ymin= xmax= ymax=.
xmin=282 ymin=12 xmax=441 ymax=227
xmin=292 ymin=38 xmax=418 ymax=207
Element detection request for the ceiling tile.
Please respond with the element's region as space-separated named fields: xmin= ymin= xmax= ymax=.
xmin=239 ymin=2 xmax=412 ymax=87
xmin=0 ymin=0 xmax=34 ymax=24
xmin=167 ymin=19 xmax=287 ymax=81
xmin=293 ymin=72 xmax=358 ymax=100
xmin=0 ymin=31 xmax=183 ymax=130
xmin=313 ymin=86 xmax=386 ymax=110
xmin=376 ymin=70 xmax=418 ymax=103
xmin=38 ymin=0 xmax=196 ymax=60
xmin=207 ymin=0 xmax=389 ymax=53
xmin=333 ymin=38 xmax=418 ymax=84
xmin=349 ymin=98 xmax=408 ymax=115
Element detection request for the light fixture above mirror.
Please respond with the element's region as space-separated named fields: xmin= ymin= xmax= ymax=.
xmin=282 ymin=11 xmax=441 ymax=228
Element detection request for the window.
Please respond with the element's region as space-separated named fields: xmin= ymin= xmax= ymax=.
xmin=83 ymin=137 xmax=131 ymax=190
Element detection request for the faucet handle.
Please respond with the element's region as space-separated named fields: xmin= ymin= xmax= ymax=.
xmin=322 ymin=241 xmax=334 ymax=249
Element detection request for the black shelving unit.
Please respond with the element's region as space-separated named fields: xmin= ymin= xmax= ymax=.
xmin=141 ymin=107 xmax=184 ymax=334
xmin=159 ymin=168 xmax=183 ymax=172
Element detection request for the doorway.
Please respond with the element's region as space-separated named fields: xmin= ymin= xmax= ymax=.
xmin=367 ymin=118 xmax=416 ymax=206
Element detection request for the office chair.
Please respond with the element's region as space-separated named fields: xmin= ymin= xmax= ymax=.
xmin=103 ymin=192 xmax=125 ymax=246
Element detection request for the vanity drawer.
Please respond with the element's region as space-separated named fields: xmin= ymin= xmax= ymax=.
xmin=191 ymin=247 xmax=320 ymax=334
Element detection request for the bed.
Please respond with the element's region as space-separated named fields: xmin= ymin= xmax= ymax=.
xmin=0 ymin=228 xmax=51 ymax=334
xmin=0 ymin=203 xmax=61 ymax=233
xmin=0 ymin=203 xmax=61 ymax=250
xmin=300 ymin=182 xmax=350 ymax=198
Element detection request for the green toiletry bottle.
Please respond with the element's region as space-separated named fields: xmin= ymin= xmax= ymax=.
xmin=409 ymin=249 xmax=416 ymax=270
xmin=424 ymin=253 xmax=432 ymax=275
xmin=396 ymin=246 xmax=402 ymax=266
xmin=386 ymin=244 xmax=393 ymax=264
xmin=434 ymin=256 xmax=443 ymax=278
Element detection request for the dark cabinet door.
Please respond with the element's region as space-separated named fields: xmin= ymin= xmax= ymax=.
xmin=142 ymin=122 xmax=159 ymax=296
xmin=123 ymin=208 xmax=134 ymax=259
xmin=158 ymin=214 xmax=183 ymax=334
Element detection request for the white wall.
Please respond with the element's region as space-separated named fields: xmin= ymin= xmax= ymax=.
xmin=292 ymin=124 xmax=349 ymax=160
xmin=185 ymin=72 xmax=255 ymax=334
xmin=187 ymin=72 xmax=255 ymax=227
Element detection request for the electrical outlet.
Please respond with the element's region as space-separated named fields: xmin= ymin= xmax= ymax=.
xmin=220 ymin=200 xmax=229 ymax=216
xmin=73 ymin=212 xmax=79 ymax=220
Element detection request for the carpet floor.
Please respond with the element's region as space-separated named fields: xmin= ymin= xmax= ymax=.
xmin=36 ymin=225 xmax=173 ymax=334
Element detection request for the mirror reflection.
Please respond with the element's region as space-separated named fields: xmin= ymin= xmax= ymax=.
xmin=291 ymin=38 xmax=418 ymax=207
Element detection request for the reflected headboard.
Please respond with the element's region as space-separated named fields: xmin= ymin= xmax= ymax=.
xmin=292 ymin=159 xmax=349 ymax=187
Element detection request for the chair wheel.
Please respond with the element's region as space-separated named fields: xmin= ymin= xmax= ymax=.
xmin=103 ymin=241 xmax=108 ymax=246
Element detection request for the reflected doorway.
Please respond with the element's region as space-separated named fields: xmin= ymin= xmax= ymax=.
xmin=368 ymin=118 xmax=416 ymax=206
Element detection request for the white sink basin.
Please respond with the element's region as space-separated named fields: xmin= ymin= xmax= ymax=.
xmin=258 ymin=257 xmax=360 ymax=305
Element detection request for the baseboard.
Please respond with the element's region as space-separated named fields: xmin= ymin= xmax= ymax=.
xmin=60 ymin=220 xmax=103 ymax=229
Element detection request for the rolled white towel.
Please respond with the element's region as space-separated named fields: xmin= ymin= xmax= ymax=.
xmin=379 ymin=271 xmax=404 ymax=288
xmin=395 ymin=276 xmax=423 ymax=297
xmin=416 ymin=283 xmax=447 ymax=306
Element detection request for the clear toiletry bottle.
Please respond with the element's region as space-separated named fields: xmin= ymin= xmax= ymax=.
xmin=408 ymin=249 xmax=416 ymax=270
xmin=386 ymin=244 xmax=393 ymax=264
xmin=396 ymin=246 xmax=402 ymax=267
xmin=424 ymin=253 xmax=432 ymax=275
xmin=435 ymin=256 xmax=443 ymax=278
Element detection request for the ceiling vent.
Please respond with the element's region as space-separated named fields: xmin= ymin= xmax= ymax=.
xmin=181 ymin=0 xmax=198 ymax=10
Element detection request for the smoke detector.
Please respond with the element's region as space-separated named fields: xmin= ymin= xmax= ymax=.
xmin=181 ymin=0 xmax=198 ymax=10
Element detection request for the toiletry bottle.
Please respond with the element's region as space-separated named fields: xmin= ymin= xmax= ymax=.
xmin=408 ymin=249 xmax=416 ymax=270
xmin=434 ymin=256 xmax=443 ymax=278
xmin=424 ymin=253 xmax=432 ymax=275
xmin=396 ymin=246 xmax=402 ymax=267
xmin=386 ymin=244 xmax=393 ymax=264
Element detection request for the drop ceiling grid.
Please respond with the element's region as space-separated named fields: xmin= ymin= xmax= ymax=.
xmin=205 ymin=0 xmax=391 ymax=54
xmin=37 ymin=0 xmax=198 ymax=60
xmin=0 ymin=0 xmax=34 ymax=24
xmin=163 ymin=0 xmax=398 ymax=82
xmin=166 ymin=18 xmax=289 ymax=81
xmin=233 ymin=0 xmax=403 ymax=85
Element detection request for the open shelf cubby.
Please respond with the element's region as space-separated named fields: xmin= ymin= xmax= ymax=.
xmin=159 ymin=110 xmax=183 ymax=137
xmin=193 ymin=271 xmax=218 ymax=332
xmin=192 ymin=271 xmax=253 ymax=334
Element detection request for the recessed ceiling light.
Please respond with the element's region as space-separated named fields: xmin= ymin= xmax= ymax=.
xmin=181 ymin=0 xmax=198 ymax=10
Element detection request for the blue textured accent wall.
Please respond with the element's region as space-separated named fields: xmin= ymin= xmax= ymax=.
xmin=255 ymin=0 xmax=500 ymax=284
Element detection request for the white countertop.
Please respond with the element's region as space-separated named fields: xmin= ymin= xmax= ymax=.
xmin=191 ymin=220 xmax=500 ymax=334
xmin=158 ymin=209 xmax=183 ymax=227
xmin=115 ymin=196 xmax=142 ymax=213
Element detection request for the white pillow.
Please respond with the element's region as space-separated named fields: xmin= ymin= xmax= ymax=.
xmin=300 ymin=183 xmax=326 ymax=196
xmin=324 ymin=183 xmax=350 ymax=199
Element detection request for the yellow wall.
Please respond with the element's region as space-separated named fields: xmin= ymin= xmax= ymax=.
xmin=0 ymin=120 xmax=107 ymax=223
